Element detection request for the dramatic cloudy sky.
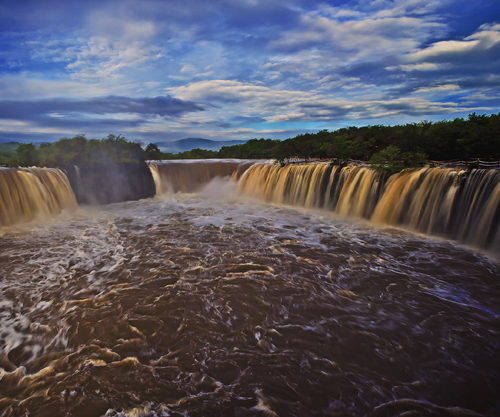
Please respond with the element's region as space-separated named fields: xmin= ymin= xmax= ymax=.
xmin=1 ymin=0 xmax=499 ymax=144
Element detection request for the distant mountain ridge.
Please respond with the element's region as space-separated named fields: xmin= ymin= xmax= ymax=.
xmin=155 ymin=138 xmax=247 ymax=153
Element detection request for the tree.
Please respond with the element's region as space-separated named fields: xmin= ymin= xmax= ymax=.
xmin=16 ymin=143 xmax=38 ymax=166
xmin=325 ymin=135 xmax=353 ymax=167
xmin=370 ymin=145 xmax=427 ymax=176
xmin=370 ymin=145 xmax=403 ymax=176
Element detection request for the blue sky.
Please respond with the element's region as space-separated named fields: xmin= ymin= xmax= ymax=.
xmin=1 ymin=0 xmax=499 ymax=144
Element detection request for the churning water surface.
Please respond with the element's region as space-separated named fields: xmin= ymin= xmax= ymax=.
xmin=0 ymin=178 xmax=499 ymax=417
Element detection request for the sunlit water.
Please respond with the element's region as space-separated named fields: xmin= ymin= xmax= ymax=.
xmin=1 ymin=178 xmax=499 ymax=417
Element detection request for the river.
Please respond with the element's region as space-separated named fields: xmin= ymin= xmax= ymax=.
xmin=0 ymin=161 xmax=499 ymax=416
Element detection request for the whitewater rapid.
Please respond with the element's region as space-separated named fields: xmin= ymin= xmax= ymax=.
xmin=1 ymin=180 xmax=499 ymax=416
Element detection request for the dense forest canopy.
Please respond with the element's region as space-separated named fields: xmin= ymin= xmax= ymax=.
xmin=0 ymin=134 xmax=146 ymax=168
xmin=155 ymin=112 xmax=500 ymax=163
xmin=1 ymin=113 xmax=499 ymax=175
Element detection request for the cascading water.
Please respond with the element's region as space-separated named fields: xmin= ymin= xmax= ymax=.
xmin=371 ymin=168 xmax=500 ymax=250
xmin=235 ymin=163 xmax=338 ymax=209
xmin=452 ymin=169 xmax=500 ymax=248
xmin=1 ymin=160 xmax=499 ymax=416
xmin=235 ymin=162 xmax=391 ymax=220
xmin=147 ymin=160 xmax=500 ymax=254
xmin=3 ymin=160 xmax=497 ymax=250
xmin=0 ymin=167 xmax=77 ymax=227
xmin=234 ymin=162 xmax=500 ymax=254
xmin=149 ymin=160 xmax=253 ymax=194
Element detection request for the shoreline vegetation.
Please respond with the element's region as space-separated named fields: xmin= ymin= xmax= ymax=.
xmin=1 ymin=112 xmax=499 ymax=176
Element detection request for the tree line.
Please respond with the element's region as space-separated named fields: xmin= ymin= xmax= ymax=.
xmin=0 ymin=134 xmax=147 ymax=168
xmin=147 ymin=112 xmax=500 ymax=174
xmin=1 ymin=112 xmax=499 ymax=176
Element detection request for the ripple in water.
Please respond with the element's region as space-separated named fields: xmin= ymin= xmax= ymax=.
xmin=0 ymin=181 xmax=499 ymax=417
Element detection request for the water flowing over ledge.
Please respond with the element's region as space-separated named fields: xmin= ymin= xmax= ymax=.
xmin=151 ymin=160 xmax=500 ymax=254
xmin=0 ymin=167 xmax=77 ymax=227
xmin=1 ymin=161 xmax=498 ymax=254
xmin=149 ymin=159 xmax=254 ymax=194
xmin=1 ymin=161 xmax=499 ymax=416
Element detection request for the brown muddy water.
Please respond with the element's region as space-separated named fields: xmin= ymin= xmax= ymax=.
xmin=1 ymin=166 xmax=500 ymax=417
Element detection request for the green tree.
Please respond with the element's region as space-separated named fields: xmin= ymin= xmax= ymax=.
xmin=38 ymin=142 xmax=58 ymax=167
xmin=325 ymin=135 xmax=353 ymax=167
xmin=16 ymin=143 xmax=38 ymax=166
xmin=371 ymin=145 xmax=428 ymax=176
xmin=0 ymin=150 xmax=16 ymax=166
xmin=144 ymin=143 xmax=162 ymax=160
xmin=370 ymin=145 xmax=404 ymax=176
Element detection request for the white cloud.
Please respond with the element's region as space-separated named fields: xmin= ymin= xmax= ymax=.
xmin=0 ymin=76 xmax=115 ymax=99
xmin=169 ymin=79 xmax=309 ymax=103
xmin=180 ymin=64 xmax=196 ymax=73
xmin=62 ymin=33 xmax=162 ymax=80
xmin=372 ymin=0 xmax=451 ymax=18
xmin=86 ymin=12 xmax=156 ymax=42
xmin=414 ymin=84 xmax=460 ymax=94
xmin=24 ymin=13 xmax=163 ymax=82
xmin=399 ymin=62 xmax=449 ymax=71
xmin=333 ymin=9 xmax=363 ymax=18
xmin=260 ymin=3 xmax=449 ymax=92
xmin=0 ymin=119 xmax=30 ymax=131
xmin=407 ymin=23 xmax=500 ymax=62
xmin=169 ymin=79 xmax=473 ymax=125
xmin=270 ymin=7 xmax=446 ymax=61
xmin=0 ymin=119 xmax=70 ymax=135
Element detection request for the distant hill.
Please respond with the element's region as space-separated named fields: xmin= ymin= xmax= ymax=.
xmin=155 ymin=138 xmax=247 ymax=153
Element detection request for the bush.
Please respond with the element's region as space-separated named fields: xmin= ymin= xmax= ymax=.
xmin=370 ymin=145 xmax=427 ymax=176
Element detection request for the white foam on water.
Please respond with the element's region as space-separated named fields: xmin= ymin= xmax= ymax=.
xmin=1 ymin=181 xmax=499 ymax=416
xmin=198 ymin=176 xmax=239 ymax=200
xmin=0 ymin=208 xmax=132 ymax=360
xmin=0 ymin=306 xmax=30 ymax=354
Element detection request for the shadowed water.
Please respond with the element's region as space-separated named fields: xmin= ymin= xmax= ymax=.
xmin=1 ymin=179 xmax=499 ymax=416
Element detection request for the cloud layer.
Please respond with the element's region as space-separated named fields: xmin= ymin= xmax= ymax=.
xmin=0 ymin=0 xmax=499 ymax=143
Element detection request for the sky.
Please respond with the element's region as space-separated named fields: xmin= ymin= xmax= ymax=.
xmin=1 ymin=0 xmax=499 ymax=145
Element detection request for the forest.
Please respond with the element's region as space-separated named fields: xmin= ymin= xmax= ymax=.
xmin=154 ymin=112 xmax=500 ymax=164
xmin=0 ymin=134 xmax=146 ymax=168
xmin=1 ymin=112 xmax=499 ymax=176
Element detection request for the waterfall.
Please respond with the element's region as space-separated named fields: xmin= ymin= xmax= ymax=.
xmin=4 ymin=161 xmax=497 ymax=253
xmin=237 ymin=163 xmax=385 ymax=217
xmin=149 ymin=160 xmax=254 ymax=194
xmin=452 ymin=169 xmax=500 ymax=249
xmin=147 ymin=160 xmax=500 ymax=253
xmin=0 ymin=167 xmax=77 ymax=227
xmin=334 ymin=166 xmax=385 ymax=219
xmin=370 ymin=168 xmax=500 ymax=251
xmin=371 ymin=168 xmax=459 ymax=234
xmin=236 ymin=163 xmax=331 ymax=208
xmin=237 ymin=162 xmax=500 ymax=253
